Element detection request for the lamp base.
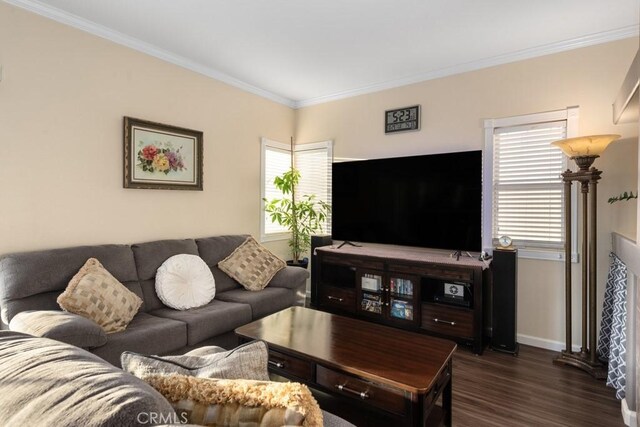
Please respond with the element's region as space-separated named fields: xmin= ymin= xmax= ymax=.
xmin=553 ymin=350 xmax=606 ymax=379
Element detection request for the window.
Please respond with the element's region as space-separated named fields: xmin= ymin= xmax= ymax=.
xmin=261 ymin=140 xmax=291 ymax=237
xmin=260 ymin=138 xmax=333 ymax=242
xmin=483 ymin=107 xmax=579 ymax=261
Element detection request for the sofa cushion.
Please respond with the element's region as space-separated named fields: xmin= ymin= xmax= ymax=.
xmin=144 ymin=374 xmax=323 ymax=427
xmin=9 ymin=310 xmax=107 ymax=349
xmin=132 ymin=239 xmax=200 ymax=281
xmin=0 ymin=330 xmax=176 ymax=427
xmin=0 ymin=244 xmax=143 ymax=325
xmin=155 ymin=254 xmax=216 ymax=310
xmin=218 ymin=236 xmax=286 ymax=291
xmin=150 ymin=299 xmax=251 ymax=345
xmin=91 ymin=312 xmax=187 ymax=367
xmin=131 ymin=239 xmax=200 ymax=312
xmin=216 ymin=287 xmax=296 ymax=319
xmin=121 ymin=340 xmax=269 ymax=381
xmin=57 ymin=258 xmax=143 ymax=333
xmin=196 ymin=235 xmax=249 ymax=293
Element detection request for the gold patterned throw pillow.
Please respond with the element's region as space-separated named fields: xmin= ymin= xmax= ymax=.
xmin=57 ymin=258 xmax=143 ymax=333
xmin=144 ymin=374 xmax=323 ymax=427
xmin=218 ymin=236 xmax=286 ymax=291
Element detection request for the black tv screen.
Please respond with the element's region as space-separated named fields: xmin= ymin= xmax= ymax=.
xmin=332 ymin=150 xmax=482 ymax=252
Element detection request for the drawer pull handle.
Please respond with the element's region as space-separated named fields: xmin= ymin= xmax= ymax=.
xmin=336 ymin=384 xmax=369 ymax=400
xmin=327 ymin=296 xmax=344 ymax=302
xmin=433 ymin=318 xmax=456 ymax=326
xmin=268 ymin=360 xmax=285 ymax=369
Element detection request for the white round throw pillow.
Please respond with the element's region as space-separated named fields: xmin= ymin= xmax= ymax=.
xmin=156 ymin=254 xmax=216 ymax=310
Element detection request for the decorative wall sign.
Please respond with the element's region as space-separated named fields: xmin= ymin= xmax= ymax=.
xmin=124 ymin=117 xmax=203 ymax=191
xmin=385 ymin=105 xmax=421 ymax=134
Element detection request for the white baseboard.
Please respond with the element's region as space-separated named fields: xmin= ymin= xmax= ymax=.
xmin=517 ymin=333 xmax=581 ymax=352
xmin=622 ymin=398 xmax=637 ymax=426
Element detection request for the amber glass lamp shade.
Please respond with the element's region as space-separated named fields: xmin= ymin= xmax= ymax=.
xmin=551 ymin=134 xmax=620 ymax=170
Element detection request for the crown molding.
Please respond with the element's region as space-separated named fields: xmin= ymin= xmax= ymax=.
xmin=294 ymin=25 xmax=640 ymax=108
xmin=5 ymin=0 xmax=638 ymax=110
xmin=3 ymin=0 xmax=297 ymax=108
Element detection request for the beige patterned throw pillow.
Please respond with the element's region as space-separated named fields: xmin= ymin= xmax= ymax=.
xmin=57 ymin=258 xmax=143 ymax=333
xmin=218 ymin=236 xmax=285 ymax=291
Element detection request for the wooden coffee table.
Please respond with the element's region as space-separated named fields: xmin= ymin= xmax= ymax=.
xmin=235 ymin=307 xmax=456 ymax=426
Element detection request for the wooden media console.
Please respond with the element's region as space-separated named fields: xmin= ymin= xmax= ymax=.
xmin=314 ymin=244 xmax=490 ymax=354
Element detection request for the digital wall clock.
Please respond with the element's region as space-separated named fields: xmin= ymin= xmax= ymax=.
xmin=385 ymin=105 xmax=421 ymax=134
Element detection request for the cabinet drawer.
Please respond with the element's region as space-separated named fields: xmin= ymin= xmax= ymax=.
xmin=320 ymin=255 xmax=383 ymax=270
xmin=268 ymin=349 xmax=313 ymax=381
xmin=392 ymin=263 xmax=472 ymax=281
xmin=319 ymin=286 xmax=356 ymax=313
xmin=316 ymin=365 xmax=406 ymax=415
xmin=320 ymin=254 xmax=353 ymax=266
xmin=421 ymin=303 xmax=473 ymax=337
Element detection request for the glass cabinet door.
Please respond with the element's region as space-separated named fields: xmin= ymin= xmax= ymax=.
xmin=358 ymin=271 xmax=384 ymax=317
xmin=388 ymin=276 xmax=416 ymax=322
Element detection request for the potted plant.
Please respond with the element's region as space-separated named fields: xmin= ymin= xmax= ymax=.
xmin=263 ymin=167 xmax=330 ymax=268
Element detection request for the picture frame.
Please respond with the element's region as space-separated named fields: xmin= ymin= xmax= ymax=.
xmin=123 ymin=117 xmax=203 ymax=191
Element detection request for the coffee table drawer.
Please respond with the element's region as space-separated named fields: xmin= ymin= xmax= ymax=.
xmin=268 ymin=350 xmax=313 ymax=382
xmin=316 ymin=365 xmax=406 ymax=415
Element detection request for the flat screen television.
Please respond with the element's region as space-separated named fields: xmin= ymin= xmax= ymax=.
xmin=331 ymin=150 xmax=482 ymax=252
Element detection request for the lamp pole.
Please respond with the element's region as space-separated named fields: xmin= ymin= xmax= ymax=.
xmin=551 ymin=134 xmax=619 ymax=378
xmin=553 ymin=165 xmax=605 ymax=378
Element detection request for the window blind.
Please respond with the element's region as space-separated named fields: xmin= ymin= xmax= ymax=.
xmin=295 ymin=144 xmax=332 ymax=234
xmin=492 ymin=120 xmax=567 ymax=248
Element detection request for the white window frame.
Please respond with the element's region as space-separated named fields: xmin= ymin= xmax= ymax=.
xmin=260 ymin=138 xmax=291 ymax=242
xmin=483 ymin=106 xmax=579 ymax=262
xmin=260 ymin=138 xmax=333 ymax=243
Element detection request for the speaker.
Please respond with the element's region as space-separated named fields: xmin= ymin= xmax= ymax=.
xmin=310 ymin=235 xmax=333 ymax=307
xmin=491 ymin=248 xmax=519 ymax=354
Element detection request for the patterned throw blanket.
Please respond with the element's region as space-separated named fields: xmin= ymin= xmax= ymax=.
xmin=597 ymin=253 xmax=627 ymax=399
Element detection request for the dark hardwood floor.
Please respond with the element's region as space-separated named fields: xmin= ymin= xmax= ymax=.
xmin=453 ymin=344 xmax=624 ymax=426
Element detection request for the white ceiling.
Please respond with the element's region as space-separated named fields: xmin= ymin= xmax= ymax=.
xmin=6 ymin=0 xmax=640 ymax=107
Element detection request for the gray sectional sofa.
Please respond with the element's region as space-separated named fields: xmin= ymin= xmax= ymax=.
xmin=0 ymin=235 xmax=308 ymax=366
xmin=0 ymin=330 xmax=353 ymax=427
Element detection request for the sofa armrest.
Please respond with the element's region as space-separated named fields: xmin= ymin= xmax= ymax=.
xmin=268 ymin=267 xmax=309 ymax=290
xmin=9 ymin=310 xmax=107 ymax=349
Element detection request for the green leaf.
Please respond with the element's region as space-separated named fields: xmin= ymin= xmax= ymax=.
xmin=263 ymin=166 xmax=331 ymax=261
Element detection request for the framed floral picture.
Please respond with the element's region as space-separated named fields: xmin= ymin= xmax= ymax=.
xmin=124 ymin=117 xmax=203 ymax=190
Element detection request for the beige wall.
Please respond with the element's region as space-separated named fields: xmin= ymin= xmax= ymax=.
xmin=0 ymin=3 xmax=293 ymax=257
xmin=2 ymin=3 xmax=639 ymax=347
xmin=296 ymin=38 xmax=639 ymax=347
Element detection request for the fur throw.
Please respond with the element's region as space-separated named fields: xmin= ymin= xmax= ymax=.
xmin=144 ymin=374 xmax=323 ymax=426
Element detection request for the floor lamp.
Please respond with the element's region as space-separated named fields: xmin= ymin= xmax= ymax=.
xmin=551 ymin=134 xmax=620 ymax=379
